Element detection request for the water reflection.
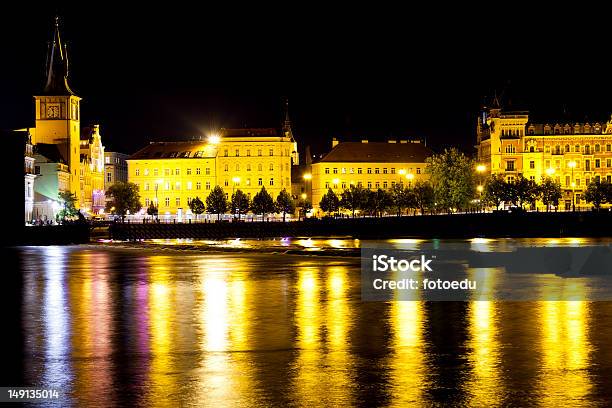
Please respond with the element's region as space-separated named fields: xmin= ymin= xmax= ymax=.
xmin=11 ymin=244 xmax=612 ymax=407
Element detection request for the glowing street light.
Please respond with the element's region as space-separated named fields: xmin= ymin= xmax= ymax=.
xmin=232 ymin=176 xmax=241 ymax=184
xmin=477 ymin=185 xmax=484 ymax=193
xmin=301 ymin=193 xmax=307 ymax=200
xmin=207 ymin=133 xmax=221 ymax=144
xmin=303 ymin=173 xmax=312 ymax=180
xmin=476 ymin=164 xmax=487 ymax=173
xmin=405 ymin=173 xmax=414 ymax=180
xmin=398 ymin=169 xmax=406 ymax=175
xmin=545 ymin=168 xmax=555 ymax=176
xmin=332 ymin=178 xmax=340 ymax=185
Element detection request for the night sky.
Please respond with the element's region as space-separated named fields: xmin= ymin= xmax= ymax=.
xmin=2 ymin=7 xmax=610 ymax=158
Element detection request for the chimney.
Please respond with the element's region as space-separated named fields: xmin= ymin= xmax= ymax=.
xmin=388 ymin=140 xmax=396 ymax=144
xmin=332 ymin=138 xmax=339 ymax=148
xmin=361 ymin=139 xmax=368 ymax=143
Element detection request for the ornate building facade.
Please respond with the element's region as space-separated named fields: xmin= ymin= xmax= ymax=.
xmin=477 ymin=103 xmax=612 ymax=210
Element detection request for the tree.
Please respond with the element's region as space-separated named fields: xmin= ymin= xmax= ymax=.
xmin=364 ymin=188 xmax=392 ymax=217
xmin=57 ymin=191 xmax=79 ymax=222
xmin=319 ymin=188 xmax=340 ymax=216
xmin=146 ymin=202 xmax=159 ymax=219
xmin=540 ymin=177 xmax=562 ymax=212
xmin=105 ymin=182 xmax=142 ymax=222
xmin=251 ymin=187 xmax=275 ymax=220
xmin=275 ymin=189 xmax=295 ymax=222
xmin=413 ymin=181 xmax=435 ymax=215
xmin=482 ymin=174 xmax=506 ymax=210
xmin=426 ymin=148 xmax=475 ymax=213
xmin=297 ymin=198 xmax=312 ymax=220
xmin=389 ymin=183 xmax=410 ymax=216
xmin=206 ymin=186 xmax=228 ymax=221
xmin=509 ymin=175 xmax=539 ymax=209
xmin=340 ymin=185 xmax=367 ymax=217
xmin=231 ymin=189 xmax=250 ymax=220
xmin=188 ymin=196 xmax=205 ymax=220
xmin=584 ymin=180 xmax=611 ymax=210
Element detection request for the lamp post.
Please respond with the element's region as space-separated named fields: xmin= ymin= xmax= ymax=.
xmin=568 ymin=161 xmax=576 ymax=211
xmin=232 ymin=177 xmax=240 ymax=218
xmin=155 ymin=179 xmax=163 ymax=220
xmin=476 ymin=165 xmax=486 ymax=212
xmin=405 ymin=172 xmax=414 ymax=187
xmin=398 ymin=169 xmax=406 ymax=186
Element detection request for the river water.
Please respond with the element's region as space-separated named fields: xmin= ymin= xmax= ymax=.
xmin=4 ymin=239 xmax=612 ymax=407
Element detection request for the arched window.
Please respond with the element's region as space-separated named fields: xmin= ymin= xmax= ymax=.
xmin=530 ymin=146 xmax=535 ymax=152
xmin=565 ymin=144 xmax=571 ymax=153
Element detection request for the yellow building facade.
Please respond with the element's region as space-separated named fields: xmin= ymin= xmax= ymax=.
xmin=477 ymin=104 xmax=612 ymax=210
xmin=128 ymin=128 xmax=296 ymax=218
xmin=79 ymin=125 xmax=106 ymax=213
xmin=310 ymin=139 xmax=432 ymax=212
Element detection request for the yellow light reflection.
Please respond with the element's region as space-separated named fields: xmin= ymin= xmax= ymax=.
xmin=389 ymin=300 xmax=426 ymax=407
xmin=466 ymin=301 xmax=502 ymax=407
xmin=539 ymin=300 xmax=592 ymax=405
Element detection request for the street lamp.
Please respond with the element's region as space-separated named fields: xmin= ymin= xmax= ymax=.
xmin=476 ymin=164 xmax=487 ymax=173
xmin=155 ymin=179 xmax=163 ymax=220
xmin=546 ymin=168 xmax=555 ymax=177
xmin=405 ymin=172 xmax=414 ymax=187
xmin=568 ymin=161 xmax=576 ymax=211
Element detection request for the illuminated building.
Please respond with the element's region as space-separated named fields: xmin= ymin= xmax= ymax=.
xmin=128 ymin=128 xmax=297 ymax=218
xmin=79 ymin=125 xmax=106 ymax=213
xmin=310 ymin=139 xmax=432 ymax=211
xmin=104 ymin=151 xmax=129 ymax=208
xmin=32 ymin=144 xmax=70 ymax=221
xmin=16 ymin=18 xmax=109 ymax=218
xmin=24 ymin=131 xmax=36 ymax=222
xmin=477 ymin=100 xmax=612 ymax=210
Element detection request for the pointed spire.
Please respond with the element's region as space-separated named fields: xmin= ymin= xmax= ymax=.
xmin=283 ymin=97 xmax=292 ymax=134
xmin=43 ymin=16 xmax=74 ymax=95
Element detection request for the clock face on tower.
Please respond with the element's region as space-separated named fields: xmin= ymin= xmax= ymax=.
xmin=47 ymin=105 xmax=60 ymax=118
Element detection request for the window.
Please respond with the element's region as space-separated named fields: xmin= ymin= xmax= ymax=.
xmin=258 ymin=178 xmax=263 ymax=186
xmin=206 ymin=167 xmax=210 ymax=175
xmin=506 ymin=161 xmax=515 ymax=171
xmin=175 ymin=182 xmax=181 ymax=190
xmin=565 ymin=144 xmax=571 ymax=153
xmin=247 ymin=164 xmax=251 ymax=171
xmin=350 ymin=168 xmax=354 ymax=174
xmin=325 ymin=182 xmax=330 ymax=189
xmin=269 ymin=148 xmax=274 ymax=156
xmin=164 ymin=182 xmax=170 ymax=190
xmin=144 ymin=183 xmax=150 ymax=191
xmin=258 ymin=164 xmax=263 ymax=171
xmin=165 ymin=197 xmax=170 ymax=207
xmin=341 ymin=182 xmax=346 ymax=189
xmin=135 ymin=169 xmax=140 ymax=176
xmin=144 ymin=169 xmax=149 ymax=176
xmin=367 ymin=181 xmax=372 ymax=189
xmin=607 ymin=159 xmax=611 ymax=168
xmin=269 ymin=163 xmax=274 ymax=171
xmin=333 ymin=181 xmax=338 ymax=189
xmin=269 ymin=178 xmax=274 ymax=186
xmin=575 ymin=145 xmax=580 ymax=152
xmin=224 ymin=164 xmax=229 ymax=172
xmin=258 ymin=149 xmax=262 ymax=156
xmin=529 ymin=146 xmax=535 ymax=152
xmin=375 ymin=168 xmax=380 ymax=174
xmin=576 ymin=179 xmax=581 ymax=186
xmin=246 ymin=178 xmax=251 ymax=186
xmin=325 ymin=168 xmax=330 ymax=174
xmin=165 ymin=169 xmax=170 ymax=176
xmin=358 ymin=168 xmax=363 ymax=174
xmin=391 ymin=168 xmax=396 ymax=174
xmin=595 ymin=144 xmax=601 ymax=152
xmin=333 ymin=168 xmax=338 ymax=174
xmin=506 ymin=145 xmax=516 ymax=153
xmin=341 ymin=168 xmax=346 ymax=174
xmin=224 ymin=180 xmax=229 ymax=186
xmin=383 ymin=181 xmax=388 ymax=189
xmin=187 ymin=181 xmax=192 ymax=190
xmin=607 ymin=144 xmax=611 ymax=152
xmin=375 ymin=182 xmax=380 ymax=188
xmin=154 ymin=169 xmax=159 ymax=176
xmin=107 ymin=172 xmax=112 ymax=182
xmin=585 ymin=145 xmax=591 ymax=154
xmin=586 ymin=160 xmax=591 ymax=171
xmin=357 ymin=181 xmax=363 ymax=187
xmin=235 ymin=149 xmax=240 ymax=157
xmin=367 ymin=168 xmax=372 ymax=174
xmin=530 ymin=161 xmax=535 ymax=169
xmin=224 ymin=149 xmax=228 ymax=157
xmin=187 ymin=168 xmax=192 ymax=175
xmin=383 ymin=168 xmax=388 ymax=174
xmin=566 ymin=176 xmax=570 ymax=187
xmin=175 ymin=169 xmax=180 ymax=176
xmin=596 ymin=159 xmax=601 ymax=168
xmin=530 ymin=176 xmax=535 ymax=182
xmin=416 ymin=168 xmax=421 ymax=174
xmin=196 ymin=182 xmax=201 ymax=190
xmin=608 ymin=175 xmax=612 ymax=183
xmin=236 ymin=164 xmax=240 ymax=171
xmin=176 ymin=198 xmax=180 ymax=206
xmin=196 ymin=168 xmax=201 ymax=175
xmin=145 ymin=198 xmax=150 ymax=206
xmin=507 ymin=176 xmax=515 ymax=183
xmin=206 ymin=181 xmax=211 ymax=190
xmin=247 ymin=149 xmax=251 ymax=156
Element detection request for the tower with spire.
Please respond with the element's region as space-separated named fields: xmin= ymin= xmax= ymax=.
xmin=32 ymin=16 xmax=82 ymax=207
xmin=282 ymin=98 xmax=299 ymax=165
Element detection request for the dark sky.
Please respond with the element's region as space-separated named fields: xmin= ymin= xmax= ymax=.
xmin=2 ymin=6 xmax=610 ymax=158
